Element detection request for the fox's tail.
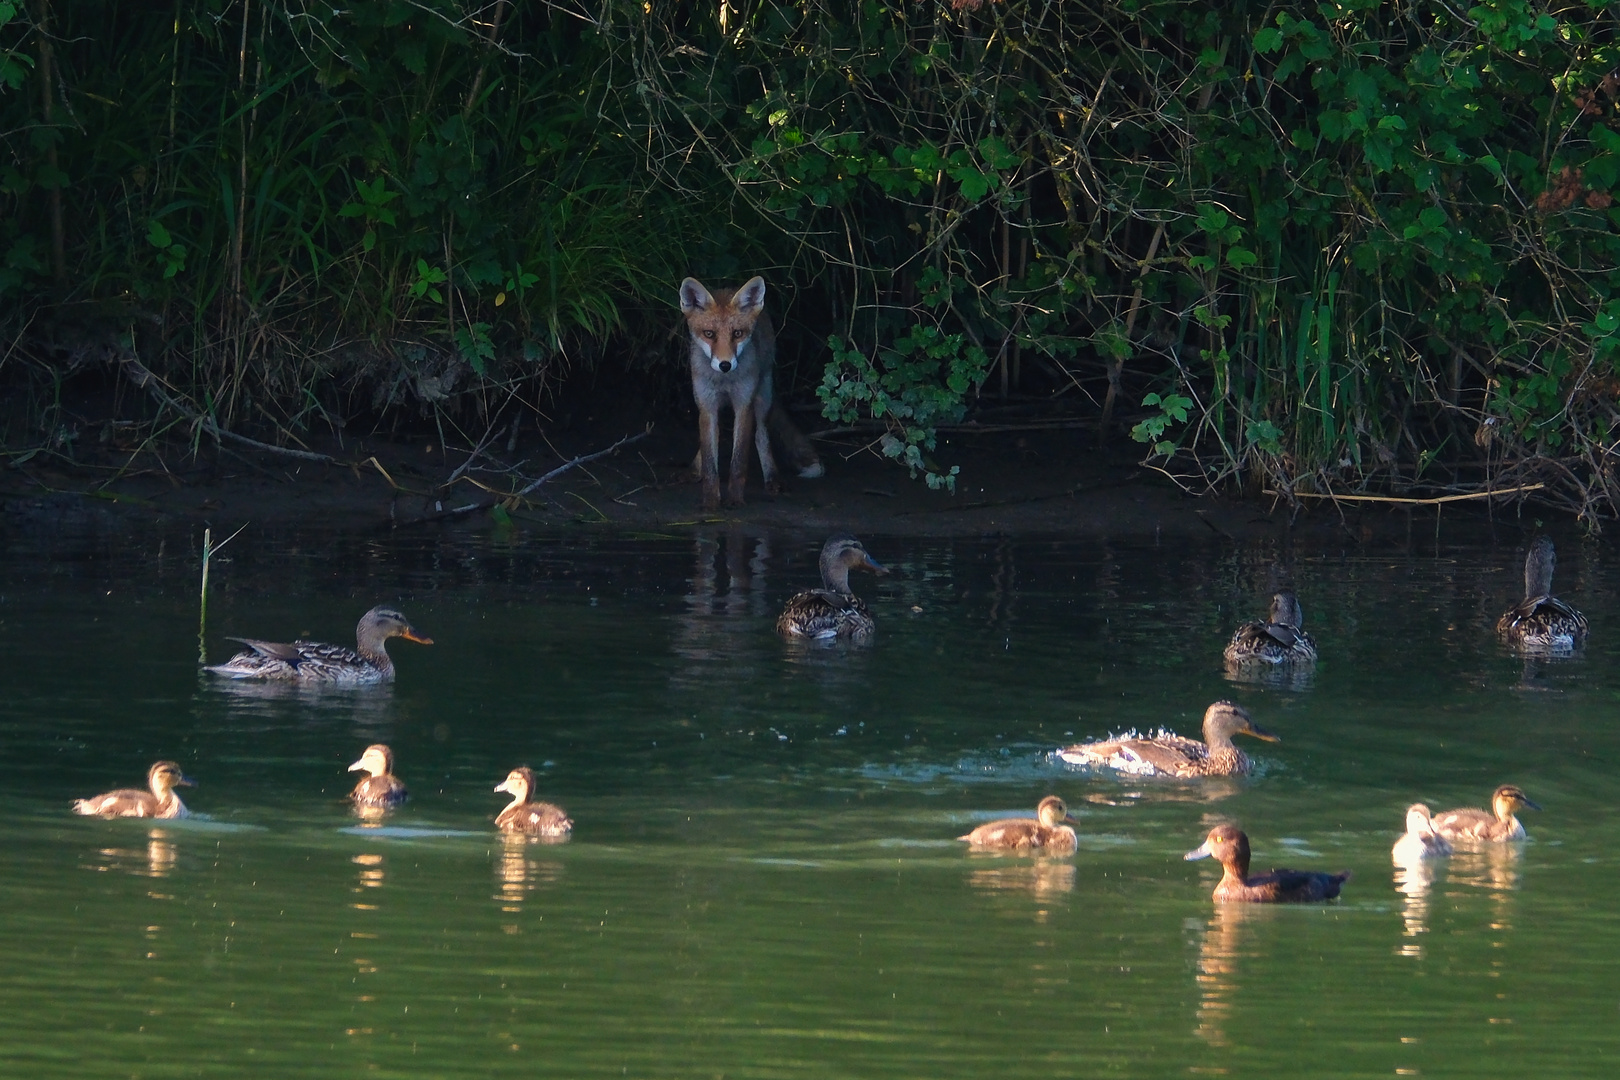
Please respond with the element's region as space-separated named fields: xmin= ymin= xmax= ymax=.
xmin=768 ymin=405 xmax=824 ymax=478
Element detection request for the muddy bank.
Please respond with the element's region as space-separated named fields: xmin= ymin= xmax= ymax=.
xmin=0 ymin=416 xmax=1551 ymax=547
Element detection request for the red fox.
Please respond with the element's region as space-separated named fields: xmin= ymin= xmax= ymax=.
xmin=679 ymin=276 xmax=822 ymax=509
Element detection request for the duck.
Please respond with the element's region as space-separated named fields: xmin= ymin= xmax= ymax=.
xmin=1056 ymin=701 xmax=1279 ymax=778
xmin=493 ymin=767 xmax=573 ymax=838
xmin=958 ymin=796 xmax=1079 ymax=854
xmin=1223 ymin=590 xmax=1317 ymax=666
xmin=1432 ymin=784 xmax=1539 ymax=843
xmin=1497 ymin=537 xmax=1587 ymax=653
xmin=1391 ymin=803 xmax=1452 ymax=862
xmin=776 ymin=535 xmax=887 ymax=642
xmin=348 ymin=744 xmax=408 ymax=809
xmin=205 ymin=605 xmax=433 ymax=684
xmin=1185 ymin=824 xmax=1350 ymax=902
xmin=72 ymin=761 xmax=193 ymax=819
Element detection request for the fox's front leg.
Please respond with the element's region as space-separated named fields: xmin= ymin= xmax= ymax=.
xmin=698 ymin=400 xmax=723 ymax=510
xmin=726 ymin=400 xmax=756 ymax=507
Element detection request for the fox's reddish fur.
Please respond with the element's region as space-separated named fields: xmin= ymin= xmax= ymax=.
xmin=678 ymin=276 xmax=821 ymax=508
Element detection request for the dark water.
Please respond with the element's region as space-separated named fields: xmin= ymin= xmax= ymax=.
xmin=2 ymin=521 xmax=1618 ymax=1077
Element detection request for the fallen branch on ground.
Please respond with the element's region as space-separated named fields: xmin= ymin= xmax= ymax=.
xmin=118 ymin=354 xmax=334 ymax=464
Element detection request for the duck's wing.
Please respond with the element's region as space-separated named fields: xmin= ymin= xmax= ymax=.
xmin=72 ymin=789 xmax=159 ymax=817
xmin=1431 ymin=807 xmax=1498 ymax=841
xmin=1058 ymin=735 xmax=1199 ymax=775
xmin=352 ymin=775 xmax=408 ymax=808
xmin=1257 ymin=867 xmax=1349 ymax=901
xmin=226 ymin=637 xmax=305 ymax=661
xmin=499 ymin=801 xmax=573 ymax=837
xmin=959 ymin=818 xmax=1044 ymax=849
xmin=778 ymin=590 xmax=870 ymax=639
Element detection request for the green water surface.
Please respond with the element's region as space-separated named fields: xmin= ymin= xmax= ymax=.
xmin=1 ymin=523 xmax=1616 ymax=1078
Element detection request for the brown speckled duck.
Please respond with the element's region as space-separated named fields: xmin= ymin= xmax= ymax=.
xmin=1185 ymin=824 xmax=1349 ymax=903
xmin=73 ymin=761 xmax=193 ymax=819
xmin=348 ymin=744 xmax=408 ymax=809
xmin=493 ymin=767 xmax=572 ymax=839
xmin=205 ymin=605 xmax=433 ymax=684
xmin=1223 ymin=591 xmax=1317 ymax=666
xmin=958 ymin=796 xmax=1079 ymax=854
xmin=1391 ymin=803 xmax=1452 ymax=863
xmin=1057 ymin=701 xmax=1278 ymax=778
xmin=777 ymin=535 xmax=886 ymax=642
xmin=1432 ymin=784 xmax=1539 ymax=843
xmin=1497 ymin=537 xmax=1587 ymax=654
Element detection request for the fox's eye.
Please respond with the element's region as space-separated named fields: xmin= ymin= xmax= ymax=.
xmin=733 ymin=330 xmax=746 ymax=339
xmin=702 ymin=330 xmax=715 ymax=339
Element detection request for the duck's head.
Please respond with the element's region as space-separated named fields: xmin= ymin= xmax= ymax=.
xmin=148 ymin=761 xmax=195 ymax=796
xmin=1268 ymin=591 xmax=1305 ymax=629
xmin=1035 ymin=795 xmax=1078 ymax=829
xmin=1203 ymin=701 xmax=1280 ymax=744
xmin=495 ymin=766 xmax=536 ymax=802
xmin=1185 ymin=823 xmax=1250 ymax=869
xmin=1403 ymin=802 xmax=1439 ymax=838
xmin=1493 ymin=784 xmax=1541 ymax=816
xmin=819 ymin=535 xmax=887 ymax=591
xmin=348 ymin=744 xmax=395 ymax=778
xmin=359 ymin=606 xmax=434 ymax=647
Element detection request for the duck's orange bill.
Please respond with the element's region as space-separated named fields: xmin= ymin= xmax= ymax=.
xmin=402 ymin=630 xmax=434 ymax=645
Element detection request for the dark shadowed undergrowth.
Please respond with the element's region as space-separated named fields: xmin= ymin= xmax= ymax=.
xmin=3 ymin=2 xmax=1620 ymax=521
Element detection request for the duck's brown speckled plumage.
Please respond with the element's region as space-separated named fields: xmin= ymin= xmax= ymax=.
xmin=777 ymin=536 xmax=886 ymax=642
xmin=493 ymin=767 xmax=572 ymax=839
xmin=1223 ymin=591 xmax=1318 ymax=666
xmin=958 ymin=796 xmax=1078 ymax=854
xmin=1057 ymin=702 xmax=1278 ymax=778
xmin=1185 ymin=824 xmax=1349 ymax=903
xmin=348 ymin=744 xmax=408 ymax=809
xmin=1497 ymin=537 xmax=1587 ymax=654
xmin=205 ymin=605 xmax=433 ymax=684
xmin=73 ymin=761 xmax=193 ymax=819
xmin=1432 ymin=784 xmax=1539 ymax=843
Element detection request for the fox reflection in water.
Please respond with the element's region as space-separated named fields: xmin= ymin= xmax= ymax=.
xmin=494 ymin=835 xmax=565 ymax=932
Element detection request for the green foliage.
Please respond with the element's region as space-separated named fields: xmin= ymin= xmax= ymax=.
xmin=1131 ymin=393 xmax=1194 ymax=458
xmin=819 ymin=327 xmax=990 ymax=492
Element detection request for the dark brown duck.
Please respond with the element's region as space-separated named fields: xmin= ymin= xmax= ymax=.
xmin=776 ymin=535 xmax=887 ymax=642
xmin=1185 ymin=824 xmax=1349 ymax=903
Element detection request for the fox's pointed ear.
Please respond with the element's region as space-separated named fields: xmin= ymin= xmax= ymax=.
xmin=679 ymin=277 xmax=713 ymax=313
xmin=735 ymin=276 xmax=767 ymax=313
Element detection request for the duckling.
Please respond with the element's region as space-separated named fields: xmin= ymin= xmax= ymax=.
xmin=1185 ymin=824 xmax=1350 ymax=903
xmin=958 ymin=796 xmax=1079 ymax=854
xmin=1432 ymin=784 xmax=1539 ymax=843
xmin=1057 ymin=701 xmax=1279 ymax=778
xmin=348 ymin=744 xmax=408 ymax=809
xmin=777 ymin=535 xmax=887 ymax=642
xmin=1391 ymin=803 xmax=1452 ymax=863
xmin=1497 ymin=537 xmax=1587 ymax=653
xmin=493 ymin=767 xmax=572 ymax=839
xmin=205 ymin=605 xmax=433 ymax=684
xmin=1223 ymin=590 xmax=1317 ymax=666
xmin=72 ymin=761 xmax=193 ymax=819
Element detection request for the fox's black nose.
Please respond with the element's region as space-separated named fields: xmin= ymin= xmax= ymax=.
xmin=718 ymin=361 xmax=733 ymax=373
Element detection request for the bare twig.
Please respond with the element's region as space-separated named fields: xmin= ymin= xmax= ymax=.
xmin=515 ymin=426 xmax=652 ymax=496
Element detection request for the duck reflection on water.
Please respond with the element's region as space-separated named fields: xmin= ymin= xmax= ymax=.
xmin=494 ymin=835 xmax=565 ymax=930
xmin=1190 ymin=902 xmax=1266 ymax=1048
xmin=81 ymin=826 xmax=179 ymax=882
xmin=966 ymin=859 xmax=1077 ymax=901
xmin=351 ymin=852 xmax=385 ymax=910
